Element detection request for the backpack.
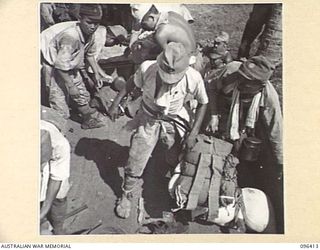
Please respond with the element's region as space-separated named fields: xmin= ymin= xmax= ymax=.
xmin=168 ymin=134 xmax=240 ymax=222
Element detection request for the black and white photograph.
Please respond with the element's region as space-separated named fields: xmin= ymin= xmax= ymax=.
xmin=39 ymin=3 xmax=283 ymax=235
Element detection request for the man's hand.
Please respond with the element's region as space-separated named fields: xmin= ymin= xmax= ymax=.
xmin=183 ymin=134 xmax=197 ymax=150
xmin=205 ymin=115 xmax=220 ymax=134
xmin=94 ymin=73 xmax=113 ymax=88
xmin=108 ymin=105 xmax=119 ymax=122
xmin=102 ymin=75 xmax=113 ymax=85
xmin=68 ymin=85 xmax=80 ymax=99
xmin=94 ymin=73 xmax=104 ymax=88
xmin=99 ymin=70 xmax=113 ymax=83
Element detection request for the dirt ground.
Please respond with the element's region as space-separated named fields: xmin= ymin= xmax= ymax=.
xmin=63 ymin=113 xmax=223 ymax=234
xmin=54 ymin=4 xmax=282 ymax=234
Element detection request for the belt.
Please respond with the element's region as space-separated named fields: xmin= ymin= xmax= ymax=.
xmin=141 ymin=100 xmax=191 ymax=132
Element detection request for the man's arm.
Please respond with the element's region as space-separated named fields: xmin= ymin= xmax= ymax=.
xmin=40 ymin=178 xmax=61 ymax=221
xmin=184 ymin=73 xmax=209 ymax=148
xmin=109 ymin=61 xmax=150 ymax=120
xmin=262 ymin=106 xmax=283 ymax=165
xmin=108 ymin=76 xmax=136 ymax=121
xmin=86 ymin=56 xmax=113 ymax=88
xmin=262 ymin=83 xmax=283 ymax=165
xmin=190 ymin=103 xmax=207 ymax=136
xmin=205 ymin=87 xmax=220 ymax=134
xmin=184 ymin=103 xmax=207 ymax=149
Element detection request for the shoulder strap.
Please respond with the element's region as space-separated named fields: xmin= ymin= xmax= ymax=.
xmin=154 ymin=72 xmax=162 ymax=98
xmin=207 ymin=155 xmax=223 ymax=221
xmin=207 ymin=138 xmax=234 ymax=221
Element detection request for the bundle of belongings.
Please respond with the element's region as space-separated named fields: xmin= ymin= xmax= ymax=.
xmin=168 ymin=134 xmax=274 ymax=233
xmin=168 ymin=134 xmax=243 ymax=228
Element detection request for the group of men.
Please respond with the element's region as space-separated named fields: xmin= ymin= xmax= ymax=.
xmin=40 ymin=3 xmax=283 ymax=234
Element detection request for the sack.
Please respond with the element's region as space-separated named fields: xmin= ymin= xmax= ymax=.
xmin=169 ymin=134 xmax=239 ymax=222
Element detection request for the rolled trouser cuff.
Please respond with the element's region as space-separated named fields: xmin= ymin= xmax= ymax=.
xmin=122 ymin=174 xmax=142 ymax=193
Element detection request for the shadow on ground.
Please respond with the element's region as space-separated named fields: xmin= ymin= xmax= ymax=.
xmin=141 ymin=144 xmax=175 ymax=218
xmin=75 ymin=137 xmax=129 ymax=198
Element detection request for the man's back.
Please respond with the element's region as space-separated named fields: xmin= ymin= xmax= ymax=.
xmin=155 ymin=11 xmax=196 ymax=54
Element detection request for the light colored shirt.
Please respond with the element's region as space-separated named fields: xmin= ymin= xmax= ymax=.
xmin=40 ymin=120 xmax=70 ymax=201
xmin=134 ymin=60 xmax=208 ymax=117
xmin=41 ymin=21 xmax=105 ymax=71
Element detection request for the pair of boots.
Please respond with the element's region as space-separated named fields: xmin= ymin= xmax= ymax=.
xmin=78 ymin=104 xmax=107 ymax=129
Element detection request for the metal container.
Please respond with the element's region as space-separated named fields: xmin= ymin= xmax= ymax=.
xmin=240 ymin=137 xmax=262 ymax=162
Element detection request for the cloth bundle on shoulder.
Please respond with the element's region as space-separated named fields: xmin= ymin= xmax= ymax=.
xmin=169 ymin=134 xmax=239 ymax=222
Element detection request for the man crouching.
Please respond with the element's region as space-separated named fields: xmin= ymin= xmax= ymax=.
xmin=108 ymin=42 xmax=208 ymax=218
xmin=40 ymin=107 xmax=70 ymax=234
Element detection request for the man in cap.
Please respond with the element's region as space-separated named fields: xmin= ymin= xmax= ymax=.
xmin=108 ymin=42 xmax=208 ymax=219
xmin=203 ymin=31 xmax=233 ymax=80
xmin=205 ymin=55 xmax=283 ymax=233
xmin=40 ymin=106 xmax=70 ymax=235
xmin=210 ymin=32 xmax=233 ymax=66
xmin=41 ymin=4 xmax=112 ymax=129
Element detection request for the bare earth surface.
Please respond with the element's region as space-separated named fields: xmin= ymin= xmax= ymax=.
xmin=60 ymin=4 xmax=282 ymax=234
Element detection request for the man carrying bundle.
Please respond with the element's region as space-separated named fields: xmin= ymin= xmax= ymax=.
xmin=205 ymin=55 xmax=283 ymax=233
xmin=108 ymin=42 xmax=208 ymax=219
